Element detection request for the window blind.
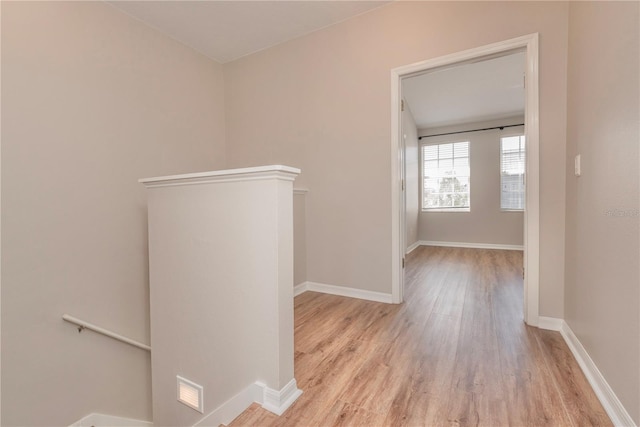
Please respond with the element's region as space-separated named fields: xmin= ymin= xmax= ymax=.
xmin=422 ymin=141 xmax=470 ymax=210
xmin=500 ymin=135 xmax=526 ymax=210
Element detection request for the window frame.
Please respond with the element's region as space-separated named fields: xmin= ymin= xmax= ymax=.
xmin=420 ymin=140 xmax=471 ymax=213
xmin=499 ymin=133 xmax=526 ymax=212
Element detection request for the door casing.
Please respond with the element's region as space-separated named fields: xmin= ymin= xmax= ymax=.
xmin=390 ymin=33 xmax=540 ymax=326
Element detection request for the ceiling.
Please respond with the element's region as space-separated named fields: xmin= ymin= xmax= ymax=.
xmin=106 ymin=1 xmax=521 ymax=128
xmin=107 ymin=1 xmax=391 ymax=64
xmin=403 ymin=52 xmax=526 ymax=129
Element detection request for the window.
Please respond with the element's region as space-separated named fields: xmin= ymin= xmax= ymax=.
xmin=422 ymin=141 xmax=470 ymax=211
xmin=500 ymin=135 xmax=526 ymax=210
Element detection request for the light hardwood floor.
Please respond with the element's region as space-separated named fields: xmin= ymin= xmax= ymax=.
xmin=227 ymin=246 xmax=611 ymax=426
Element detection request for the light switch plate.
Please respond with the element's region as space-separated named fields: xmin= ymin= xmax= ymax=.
xmin=574 ymin=154 xmax=581 ymax=177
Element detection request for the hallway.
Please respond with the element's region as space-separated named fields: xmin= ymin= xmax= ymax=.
xmin=228 ymin=246 xmax=611 ymax=426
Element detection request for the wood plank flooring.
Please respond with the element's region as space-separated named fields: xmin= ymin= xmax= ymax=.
xmin=227 ymin=246 xmax=611 ymax=427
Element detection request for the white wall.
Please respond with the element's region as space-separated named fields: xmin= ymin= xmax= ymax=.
xmin=143 ymin=169 xmax=297 ymax=426
xmin=1 ymin=2 xmax=226 ymax=425
xmin=565 ymin=1 xmax=639 ymax=423
xmin=417 ymin=118 xmax=524 ymax=246
xmin=403 ymin=101 xmax=419 ymax=251
xmin=223 ymin=1 xmax=569 ymax=316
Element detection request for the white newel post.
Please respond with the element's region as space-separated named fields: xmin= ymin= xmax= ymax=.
xmin=140 ymin=165 xmax=301 ymax=427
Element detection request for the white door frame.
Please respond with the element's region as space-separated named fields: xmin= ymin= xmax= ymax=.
xmin=390 ymin=33 xmax=540 ymax=326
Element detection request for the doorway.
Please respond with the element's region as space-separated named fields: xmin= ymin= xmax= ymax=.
xmin=390 ymin=34 xmax=540 ymax=326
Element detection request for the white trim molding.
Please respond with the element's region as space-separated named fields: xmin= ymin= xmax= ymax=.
xmin=537 ymin=316 xmax=564 ymax=331
xmin=293 ymin=282 xmax=309 ymax=297
xmin=293 ymin=188 xmax=309 ymax=195
xmin=194 ymin=383 xmax=263 ymax=427
xmin=539 ymin=318 xmax=636 ymax=427
xmin=406 ymin=240 xmax=421 ymax=254
xmin=261 ymin=379 xmax=303 ymax=416
xmin=140 ymin=165 xmax=301 ymax=188
xmin=419 ymin=241 xmax=524 ymax=251
xmin=294 ymin=281 xmax=393 ymax=304
xmin=69 ymin=413 xmax=152 ymax=427
xmin=391 ymin=33 xmax=540 ymax=325
xmin=559 ymin=321 xmax=636 ymax=427
xmin=194 ymin=380 xmax=302 ymax=426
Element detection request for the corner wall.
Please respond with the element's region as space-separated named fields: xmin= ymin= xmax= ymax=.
xmin=564 ymin=1 xmax=640 ymax=423
xmin=1 ymin=2 xmax=226 ymax=425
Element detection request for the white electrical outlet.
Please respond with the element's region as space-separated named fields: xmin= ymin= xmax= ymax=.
xmin=574 ymin=154 xmax=581 ymax=177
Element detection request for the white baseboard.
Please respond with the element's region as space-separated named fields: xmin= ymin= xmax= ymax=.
xmin=537 ymin=316 xmax=563 ymax=331
xmin=538 ymin=318 xmax=635 ymax=427
xmin=559 ymin=320 xmax=636 ymax=427
xmin=293 ymin=282 xmax=308 ymax=297
xmin=419 ymin=240 xmax=524 ymax=251
xmin=406 ymin=240 xmax=421 ymax=254
xmin=194 ymin=379 xmax=301 ymax=426
xmin=294 ymin=281 xmax=393 ymax=304
xmin=69 ymin=413 xmax=151 ymax=427
xmin=261 ymin=378 xmax=303 ymax=416
xmin=74 ymin=380 xmax=302 ymax=427
xmin=194 ymin=382 xmax=262 ymax=426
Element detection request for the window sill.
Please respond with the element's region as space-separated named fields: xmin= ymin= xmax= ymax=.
xmin=500 ymin=209 xmax=524 ymax=212
xmin=422 ymin=208 xmax=470 ymax=213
